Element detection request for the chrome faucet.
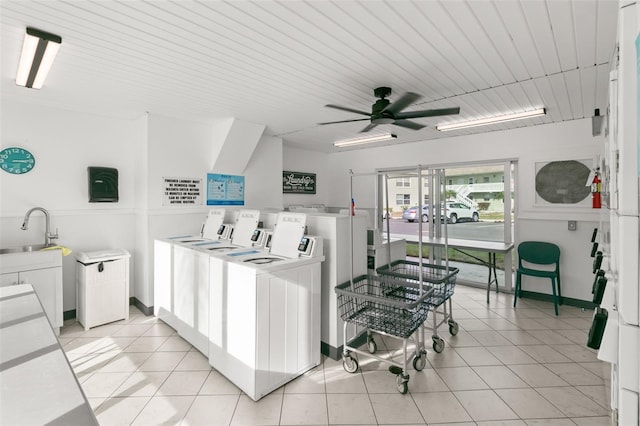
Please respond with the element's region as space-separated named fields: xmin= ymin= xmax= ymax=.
xmin=21 ymin=207 xmax=58 ymax=246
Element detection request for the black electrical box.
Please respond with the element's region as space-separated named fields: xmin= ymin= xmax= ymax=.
xmin=88 ymin=167 xmax=119 ymax=202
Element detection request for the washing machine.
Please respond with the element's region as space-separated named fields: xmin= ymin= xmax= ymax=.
xmin=208 ymin=212 xmax=324 ymax=401
xmin=154 ymin=208 xmax=259 ymax=354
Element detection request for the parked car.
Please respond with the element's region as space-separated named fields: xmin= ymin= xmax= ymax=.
xmin=402 ymin=204 xmax=430 ymax=222
xmin=441 ymin=202 xmax=479 ymax=224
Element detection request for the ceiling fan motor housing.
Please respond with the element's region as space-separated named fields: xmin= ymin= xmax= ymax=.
xmin=373 ymin=86 xmax=392 ymax=98
xmin=371 ymin=98 xmax=394 ymax=124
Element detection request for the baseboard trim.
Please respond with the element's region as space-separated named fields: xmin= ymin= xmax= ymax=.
xmin=517 ymin=290 xmax=596 ymax=310
xmin=321 ymin=332 xmax=368 ymax=361
xmin=131 ymin=297 xmax=153 ymax=316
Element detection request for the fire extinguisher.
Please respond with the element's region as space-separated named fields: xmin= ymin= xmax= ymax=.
xmin=591 ymin=168 xmax=601 ymax=209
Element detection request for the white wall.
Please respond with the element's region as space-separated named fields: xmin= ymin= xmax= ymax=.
xmin=283 ymin=147 xmax=329 ymax=208
xmin=139 ymin=114 xmax=284 ymax=307
xmin=0 ymin=101 xmax=143 ymax=311
xmin=1 ymin=104 xmax=285 ymax=312
xmin=318 ymin=118 xmax=604 ymax=302
xmin=244 ymin=135 xmax=284 ymax=210
xmin=1 ymin=97 xmax=605 ymax=309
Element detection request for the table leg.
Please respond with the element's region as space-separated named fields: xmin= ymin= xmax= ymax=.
xmin=486 ymin=252 xmax=499 ymax=304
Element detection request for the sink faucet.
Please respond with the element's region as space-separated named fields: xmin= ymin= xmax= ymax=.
xmin=21 ymin=207 xmax=58 ymax=246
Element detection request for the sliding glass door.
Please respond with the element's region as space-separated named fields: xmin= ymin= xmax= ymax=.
xmin=379 ymin=160 xmax=515 ymax=291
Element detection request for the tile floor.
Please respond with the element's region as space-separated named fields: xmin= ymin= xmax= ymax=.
xmin=60 ymin=286 xmax=612 ymax=425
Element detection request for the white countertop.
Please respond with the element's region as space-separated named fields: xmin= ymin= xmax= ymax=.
xmin=0 ymin=285 xmax=98 ymax=426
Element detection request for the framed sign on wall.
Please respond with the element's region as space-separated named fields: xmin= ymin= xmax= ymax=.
xmin=283 ymin=171 xmax=316 ymax=194
xmin=162 ymin=177 xmax=202 ymax=206
xmin=206 ymin=173 xmax=245 ymax=205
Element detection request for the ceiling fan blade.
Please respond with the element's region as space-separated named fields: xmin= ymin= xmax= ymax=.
xmin=318 ymin=118 xmax=371 ymax=125
xmin=382 ymin=92 xmax=422 ymax=115
xmin=392 ymin=119 xmax=426 ymax=130
xmin=395 ymin=107 xmax=461 ymax=120
xmin=325 ymin=104 xmax=372 ymax=116
xmin=359 ymin=123 xmax=379 ymax=133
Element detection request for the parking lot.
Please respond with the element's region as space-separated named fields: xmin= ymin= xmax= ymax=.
xmin=383 ymin=217 xmax=507 ymax=242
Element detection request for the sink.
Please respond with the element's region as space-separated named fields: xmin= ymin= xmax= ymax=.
xmin=0 ymin=244 xmax=50 ymax=255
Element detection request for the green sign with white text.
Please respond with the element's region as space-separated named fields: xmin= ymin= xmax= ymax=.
xmin=283 ymin=171 xmax=316 ymax=194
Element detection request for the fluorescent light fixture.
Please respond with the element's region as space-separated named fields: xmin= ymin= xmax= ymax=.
xmin=334 ymin=133 xmax=397 ymax=147
xmin=16 ymin=27 xmax=62 ymax=89
xmin=436 ymin=108 xmax=546 ymax=131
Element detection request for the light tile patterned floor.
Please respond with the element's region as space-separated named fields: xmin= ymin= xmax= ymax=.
xmin=60 ymin=286 xmax=612 ymax=425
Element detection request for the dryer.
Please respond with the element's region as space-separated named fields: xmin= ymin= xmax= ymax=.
xmin=208 ymin=212 xmax=324 ymax=401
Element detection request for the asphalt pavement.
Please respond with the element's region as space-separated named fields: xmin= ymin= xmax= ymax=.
xmin=382 ymin=217 xmax=509 ymax=242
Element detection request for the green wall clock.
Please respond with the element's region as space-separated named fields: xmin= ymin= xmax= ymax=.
xmin=0 ymin=147 xmax=36 ymax=174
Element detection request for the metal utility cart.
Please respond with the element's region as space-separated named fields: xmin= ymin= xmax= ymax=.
xmin=377 ymin=260 xmax=459 ymax=353
xmin=377 ymin=165 xmax=459 ymax=354
xmin=335 ymin=274 xmax=433 ymax=394
xmin=335 ymin=168 xmax=440 ymax=394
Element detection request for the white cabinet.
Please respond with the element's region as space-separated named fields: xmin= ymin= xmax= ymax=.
xmin=76 ymin=250 xmax=130 ymax=331
xmin=0 ymin=251 xmax=63 ymax=335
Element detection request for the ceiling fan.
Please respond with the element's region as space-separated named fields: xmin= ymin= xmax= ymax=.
xmin=319 ymin=87 xmax=460 ymax=133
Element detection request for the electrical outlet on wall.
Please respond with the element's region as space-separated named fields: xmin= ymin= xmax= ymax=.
xmin=568 ymin=220 xmax=577 ymax=231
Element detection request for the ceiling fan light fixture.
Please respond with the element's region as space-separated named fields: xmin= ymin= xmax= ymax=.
xmin=436 ymin=108 xmax=546 ymax=131
xmin=16 ymin=27 xmax=62 ymax=89
xmin=334 ymin=133 xmax=397 ymax=147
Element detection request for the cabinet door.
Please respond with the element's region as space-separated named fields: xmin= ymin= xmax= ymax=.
xmin=21 ymin=268 xmax=63 ymax=328
xmin=0 ymin=272 xmax=19 ymax=287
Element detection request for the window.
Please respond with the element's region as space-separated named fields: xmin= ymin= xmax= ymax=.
xmin=396 ymin=178 xmax=411 ymax=187
xmin=396 ymin=194 xmax=410 ymax=205
xmin=379 ymin=162 xmax=516 ymax=292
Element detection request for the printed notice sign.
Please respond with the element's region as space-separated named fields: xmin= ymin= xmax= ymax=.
xmin=207 ymin=173 xmax=245 ymax=206
xmin=283 ymin=171 xmax=316 ymax=194
xmin=163 ymin=177 xmax=203 ymax=205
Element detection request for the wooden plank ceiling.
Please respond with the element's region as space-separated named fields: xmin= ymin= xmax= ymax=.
xmin=0 ymin=0 xmax=618 ymax=152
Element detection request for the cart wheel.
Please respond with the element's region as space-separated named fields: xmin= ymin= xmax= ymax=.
xmin=367 ymin=338 xmax=377 ymax=354
xmin=448 ymin=320 xmax=459 ymax=336
xmin=412 ymin=353 xmax=427 ymax=371
xmin=432 ymin=337 xmax=445 ymax=353
xmin=395 ymin=374 xmax=409 ymax=394
xmin=342 ymin=356 xmax=358 ymax=373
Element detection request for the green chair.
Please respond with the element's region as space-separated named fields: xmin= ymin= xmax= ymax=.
xmin=513 ymin=241 xmax=562 ymax=315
